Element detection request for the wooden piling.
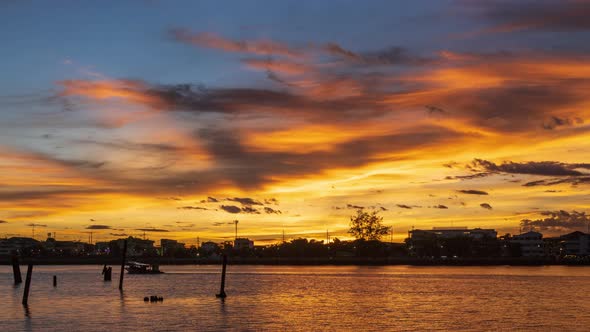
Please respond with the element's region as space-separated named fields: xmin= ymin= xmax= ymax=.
xmin=53 ymin=275 xmax=57 ymax=287
xmin=216 ymin=254 xmax=227 ymax=298
xmin=11 ymin=253 xmax=22 ymax=284
xmin=118 ymin=240 xmax=128 ymax=291
xmin=104 ymin=267 xmax=112 ymax=281
xmin=22 ymin=264 xmax=33 ymax=306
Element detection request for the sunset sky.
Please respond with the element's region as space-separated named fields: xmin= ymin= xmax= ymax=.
xmin=2 ymin=0 xmax=590 ymax=245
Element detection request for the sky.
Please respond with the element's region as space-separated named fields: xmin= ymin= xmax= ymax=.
xmin=1 ymin=0 xmax=590 ymax=245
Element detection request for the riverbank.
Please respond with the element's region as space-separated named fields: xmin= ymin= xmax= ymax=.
xmin=1 ymin=256 xmax=589 ymax=265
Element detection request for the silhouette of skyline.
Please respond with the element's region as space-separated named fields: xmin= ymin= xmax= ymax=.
xmin=1 ymin=1 xmax=590 ymax=246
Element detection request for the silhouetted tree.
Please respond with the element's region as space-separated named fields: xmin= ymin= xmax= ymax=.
xmin=348 ymin=209 xmax=390 ymax=241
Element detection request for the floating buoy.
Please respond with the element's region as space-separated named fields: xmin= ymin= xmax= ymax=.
xmin=144 ymin=297 xmax=149 ymax=302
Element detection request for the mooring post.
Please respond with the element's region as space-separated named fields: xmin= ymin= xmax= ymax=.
xmin=216 ymin=254 xmax=227 ymax=298
xmin=119 ymin=239 xmax=128 ymax=291
xmin=12 ymin=253 xmax=22 ymax=284
xmin=105 ymin=267 xmax=112 ymax=281
xmin=22 ymin=263 xmax=33 ymax=306
xmin=53 ymin=275 xmax=57 ymax=287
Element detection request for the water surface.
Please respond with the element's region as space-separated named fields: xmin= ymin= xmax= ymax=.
xmin=1 ymin=265 xmax=589 ymax=331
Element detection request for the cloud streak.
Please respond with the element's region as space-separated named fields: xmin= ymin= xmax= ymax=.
xmin=85 ymin=225 xmax=111 ymax=230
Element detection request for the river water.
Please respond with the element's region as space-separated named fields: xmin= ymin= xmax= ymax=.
xmin=1 ymin=265 xmax=589 ymax=331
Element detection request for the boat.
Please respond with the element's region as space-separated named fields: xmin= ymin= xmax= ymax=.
xmin=125 ymin=261 xmax=164 ymax=274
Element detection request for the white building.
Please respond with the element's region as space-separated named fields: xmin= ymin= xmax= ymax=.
xmin=428 ymin=227 xmax=497 ymax=239
xmin=559 ymin=231 xmax=590 ymax=256
xmin=511 ymin=231 xmax=544 ymax=257
xmin=233 ymin=238 xmax=254 ymax=250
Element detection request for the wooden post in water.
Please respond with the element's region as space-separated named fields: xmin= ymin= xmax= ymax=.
xmin=22 ymin=264 xmax=33 ymax=306
xmin=216 ymin=254 xmax=227 ymax=298
xmin=11 ymin=253 xmax=22 ymax=284
xmin=118 ymin=240 xmax=128 ymax=291
xmin=104 ymin=267 xmax=112 ymax=281
xmin=53 ymin=275 xmax=57 ymax=287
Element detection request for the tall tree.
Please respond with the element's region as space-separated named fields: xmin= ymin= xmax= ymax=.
xmin=348 ymin=209 xmax=390 ymax=241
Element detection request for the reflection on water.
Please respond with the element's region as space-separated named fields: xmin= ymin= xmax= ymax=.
xmin=1 ymin=265 xmax=590 ymax=331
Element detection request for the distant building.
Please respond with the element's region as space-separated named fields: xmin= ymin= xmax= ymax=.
xmin=545 ymin=231 xmax=590 ymax=257
xmin=406 ymin=227 xmax=498 ymax=257
xmin=560 ymin=231 xmax=590 ymax=256
xmin=111 ymin=237 xmax=156 ymax=257
xmin=510 ymin=231 xmax=544 ymax=257
xmin=44 ymin=237 xmax=87 ymax=255
xmin=200 ymin=241 xmax=221 ymax=257
xmin=429 ymin=227 xmax=497 ymax=239
xmin=234 ymin=238 xmax=254 ymax=250
xmin=0 ymin=237 xmax=40 ymax=256
xmin=160 ymin=239 xmax=186 ymax=256
xmin=94 ymin=241 xmax=111 ymax=254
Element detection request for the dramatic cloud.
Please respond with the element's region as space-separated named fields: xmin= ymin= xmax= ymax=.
xmin=467 ymin=0 xmax=590 ymax=33
xmin=6 ymin=13 xmax=590 ymax=244
xmin=458 ymin=190 xmax=489 ymax=195
xmin=470 ymin=159 xmax=589 ymax=176
xmin=542 ymin=116 xmax=583 ymax=130
xmin=227 ymin=197 xmax=263 ymax=206
xmin=480 ymin=203 xmax=493 ymax=210
xmin=242 ymin=206 xmax=261 ymax=214
xmin=220 ymin=205 xmax=242 ymax=214
xmin=446 ymin=173 xmax=490 ymax=181
xmin=264 ymin=207 xmax=282 ymax=214
xmin=264 ymin=198 xmax=279 ymax=205
xmin=135 ymin=228 xmax=170 ymax=232
xmin=523 ymin=177 xmax=590 ymax=187
xmin=169 ymin=29 xmax=304 ymax=58
xmin=219 ymin=205 xmax=262 ymax=214
xmin=347 ymin=204 xmax=365 ymax=210
xmin=521 ymin=210 xmax=590 ymax=231
xmin=323 ymin=42 xmax=437 ymax=66
xmin=178 ymin=206 xmax=211 ymax=211
xmin=85 ymin=225 xmax=111 ymax=230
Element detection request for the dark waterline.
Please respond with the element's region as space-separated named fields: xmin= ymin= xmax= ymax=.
xmin=2 ymin=265 xmax=590 ymax=331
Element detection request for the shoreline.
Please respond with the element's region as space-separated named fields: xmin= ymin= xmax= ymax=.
xmin=2 ymin=256 xmax=589 ymax=266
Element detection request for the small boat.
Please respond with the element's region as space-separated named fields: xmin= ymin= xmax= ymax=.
xmin=125 ymin=261 xmax=164 ymax=274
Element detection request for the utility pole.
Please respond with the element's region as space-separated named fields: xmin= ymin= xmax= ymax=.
xmin=282 ymin=229 xmax=285 ymax=243
xmin=390 ymin=226 xmax=393 ymax=243
xmin=326 ymin=229 xmax=329 ymax=244
xmin=234 ymin=220 xmax=239 ymax=240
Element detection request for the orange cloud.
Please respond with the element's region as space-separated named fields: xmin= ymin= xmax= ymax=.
xmin=170 ymin=29 xmax=305 ymax=59
xmin=59 ymin=79 xmax=166 ymax=109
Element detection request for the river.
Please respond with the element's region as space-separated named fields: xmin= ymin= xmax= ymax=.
xmin=1 ymin=265 xmax=589 ymax=331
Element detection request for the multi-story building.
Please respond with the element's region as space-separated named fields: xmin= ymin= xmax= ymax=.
xmin=234 ymin=238 xmax=254 ymax=250
xmin=111 ymin=237 xmax=156 ymax=257
xmin=160 ymin=239 xmax=186 ymax=256
xmin=546 ymin=231 xmax=590 ymax=257
xmin=510 ymin=231 xmax=544 ymax=257
xmin=406 ymin=227 xmax=498 ymax=257
xmin=0 ymin=237 xmax=40 ymax=256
